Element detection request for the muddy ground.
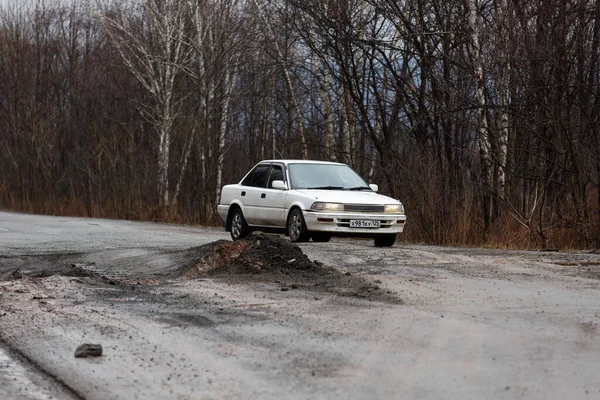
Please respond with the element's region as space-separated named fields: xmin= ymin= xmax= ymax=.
xmin=0 ymin=212 xmax=599 ymax=400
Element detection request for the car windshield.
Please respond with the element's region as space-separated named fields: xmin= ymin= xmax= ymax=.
xmin=288 ymin=163 xmax=370 ymax=190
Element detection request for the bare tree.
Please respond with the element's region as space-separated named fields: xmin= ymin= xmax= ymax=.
xmin=104 ymin=0 xmax=192 ymax=210
xmin=2 ymin=0 xmax=600 ymax=248
xmin=182 ymin=0 xmax=245 ymax=221
xmin=252 ymin=0 xmax=308 ymax=159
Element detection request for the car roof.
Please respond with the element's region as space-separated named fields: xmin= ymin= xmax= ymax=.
xmin=259 ymin=159 xmax=346 ymax=166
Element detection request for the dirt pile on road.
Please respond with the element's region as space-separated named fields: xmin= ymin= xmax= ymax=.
xmin=185 ymin=233 xmax=401 ymax=303
xmin=187 ymin=232 xmax=315 ymax=276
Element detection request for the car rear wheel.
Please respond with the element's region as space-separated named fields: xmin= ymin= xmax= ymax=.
xmin=230 ymin=208 xmax=250 ymax=241
xmin=374 ymin=234 xmax=396 ymax=247
xmin=311 ymin=232 xmax=331 ymax=242
xmin=288 ymin=208 xmax=310 ymax=242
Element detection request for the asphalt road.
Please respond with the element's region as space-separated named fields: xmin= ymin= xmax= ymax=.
xmin=0 ymin=211 xmax=599 ymax=400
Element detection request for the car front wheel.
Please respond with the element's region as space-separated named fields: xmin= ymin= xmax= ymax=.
xmin=374 ymin=234 xmax=396 ymax=247
xmin=230 ymin=208 xmax=250 ymax=241
xmin=288 ymin=208 xmax=310 ymax=242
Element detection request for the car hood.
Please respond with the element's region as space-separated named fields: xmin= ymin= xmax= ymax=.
xmin=294 ymin=189 xmax=399 ymax=205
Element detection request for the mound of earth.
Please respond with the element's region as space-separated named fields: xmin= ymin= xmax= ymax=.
xmin=187 ymin=233 xmax=314 ymax=276
xmin=185 ymin=232 xmax=401 ymax=303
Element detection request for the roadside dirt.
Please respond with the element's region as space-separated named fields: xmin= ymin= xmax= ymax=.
xmin=0 ymin=230 xmax=400 ymax=399
xmin=1 ymin=213 xmax=600 ymax=400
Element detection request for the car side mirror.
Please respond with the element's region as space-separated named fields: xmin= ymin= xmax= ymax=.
xmin=369 ymin=184 xmax=378 ymax=192
xmin=271 ymin=180 xmax=288 ymax=190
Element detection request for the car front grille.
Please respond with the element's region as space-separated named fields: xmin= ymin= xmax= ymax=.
xmin=343 ymin=204 xmax=385 ymax=213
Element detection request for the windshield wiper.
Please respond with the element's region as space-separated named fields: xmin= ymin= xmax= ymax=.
xmin=345 ymin=186 xmax=372 ymax=191
xmin=305 ymin=186 xmax=345 ymax=190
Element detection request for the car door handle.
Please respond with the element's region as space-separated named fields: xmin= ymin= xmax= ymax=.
xmin=261 ymin=193 xmax=266 ymax=198
xmin=241 ymin=191 xmax=246 ymax=196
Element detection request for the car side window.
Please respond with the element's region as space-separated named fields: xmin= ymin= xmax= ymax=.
xmin=268 ymin=166 xmax=284 ymax=188
xmin=241 ymin=164 xmax=271 ymax=188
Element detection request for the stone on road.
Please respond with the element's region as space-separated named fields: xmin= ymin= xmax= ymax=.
xmin=74 ymin=344 xmax=103 ymax=358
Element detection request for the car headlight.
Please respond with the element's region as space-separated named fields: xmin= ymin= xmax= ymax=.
xmin=310 ymin=202 xmax=344 ymax=212
xmin=385 ymin=203 xmax=404 ymax=214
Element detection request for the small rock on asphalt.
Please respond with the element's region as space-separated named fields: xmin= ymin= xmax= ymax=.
xmin=74 ymin=343 xmax=103 ymax=358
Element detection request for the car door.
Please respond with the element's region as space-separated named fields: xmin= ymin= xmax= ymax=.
xmin=258 ymin=164 xmax=287 ymax=227
xmin=239 ymin=163 xmax=271 ymax=225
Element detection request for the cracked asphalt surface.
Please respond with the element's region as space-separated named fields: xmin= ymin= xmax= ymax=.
xmin=0 ymin=211 xmax=599 ymax=399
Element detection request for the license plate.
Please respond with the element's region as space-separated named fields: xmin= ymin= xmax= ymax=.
xmin=349 ymin=220 xmax=380 ymax=228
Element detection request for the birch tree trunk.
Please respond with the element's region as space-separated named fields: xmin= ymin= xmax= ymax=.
xmin=468 ymin=0 xmax=493 ymax=229
xmin=341 ymin=86 xmax=354 ymax=165
xmin=322 ymin=71 xmax=335 ymax=161
xmin=495 ymin=0 xmax=511 ymax=202
xmin=158 ymin=115 xmax=172 ymax=208
xmin=173 ymin=128 xmax=195 ymax=206
xmin=215 ymin=66 xmax=238 ymax=212
xmin=309 ymin=27 xmax=334 ymax=161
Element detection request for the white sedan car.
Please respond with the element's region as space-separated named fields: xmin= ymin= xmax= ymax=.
xmin=217 ymin=160 xmax=406 ymax=247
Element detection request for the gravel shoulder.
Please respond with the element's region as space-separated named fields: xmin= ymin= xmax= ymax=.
xmin=1 ymin=212 xmax=599 ymax=399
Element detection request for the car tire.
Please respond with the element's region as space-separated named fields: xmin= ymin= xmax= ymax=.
xmin=374 ymin=234 xmax=396 ymax=247
xmin=230 ymin=208 xmax=250 ymax=241
xmin=288 ymin=208 xmax=310 ymax=243
xmin=311 ymin=232 xmax=331 ymax=242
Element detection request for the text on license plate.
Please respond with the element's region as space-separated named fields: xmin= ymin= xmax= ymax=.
xmin=349 ymin=220 xmax=380 ymax=228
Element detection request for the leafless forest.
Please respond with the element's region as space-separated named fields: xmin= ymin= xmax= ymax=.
xmin=1 ymin=0 xmax=599 ymax=249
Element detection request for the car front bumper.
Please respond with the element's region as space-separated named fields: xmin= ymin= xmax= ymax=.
xmin=302 ymin=211 xmax=406 ymax=235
